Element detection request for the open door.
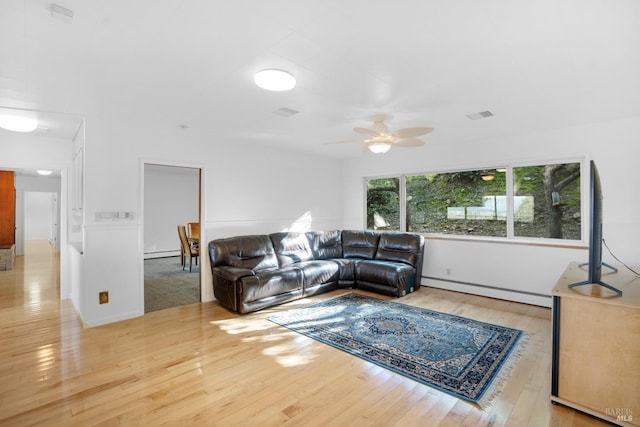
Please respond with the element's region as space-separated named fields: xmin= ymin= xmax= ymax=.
xmin=0 ymin=171 xmax=15 ymax=248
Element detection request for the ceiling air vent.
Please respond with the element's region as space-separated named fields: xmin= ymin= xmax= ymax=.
xmin=273 ymin=107 xmax=299 ymax=117
xmin=50 ymin=4 xmax=74 ymax=23
xmin=467 ymin=110 xmax=494 ymax=120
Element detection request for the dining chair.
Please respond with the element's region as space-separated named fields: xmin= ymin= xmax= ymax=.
xmin=187 ymin=222 xmax=200 ymax=240
xmin=178 ymin=225 xmax=199 ymax=272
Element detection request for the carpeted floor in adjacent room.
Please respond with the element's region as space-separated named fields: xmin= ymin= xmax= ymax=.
xmin=144 ymin=256 xmax=200 ymax=313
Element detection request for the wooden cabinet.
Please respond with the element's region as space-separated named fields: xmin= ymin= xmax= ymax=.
xmin=551 ymin=262 xmax=640 ymax=426
xmin=0 ymin=171 xmax=15 ymax=246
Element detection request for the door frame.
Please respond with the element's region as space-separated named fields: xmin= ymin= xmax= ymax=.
xmin=0 ymin=167 xmax=69 ymax=299
xmin=139 ymin=159 xmax=206 ymax=309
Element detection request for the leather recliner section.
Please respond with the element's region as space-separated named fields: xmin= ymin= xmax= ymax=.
xmin=341 ymin=230 xmax=381 ymax=259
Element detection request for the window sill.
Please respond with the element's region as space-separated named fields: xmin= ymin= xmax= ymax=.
xmin=421 ymin=233 xmax=587 ymax=250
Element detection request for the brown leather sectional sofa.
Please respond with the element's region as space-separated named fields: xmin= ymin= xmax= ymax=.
xmin=208 ymin=230 xmax=425 ymax=314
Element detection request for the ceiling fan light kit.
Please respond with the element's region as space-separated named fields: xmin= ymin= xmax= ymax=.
xmin=254 ymin=69 xmax=296 ymax=91
xmin=326 ymin=114 xmax=433 ymax=154
xmin=368 ymin=141 xmax=392 ymax=154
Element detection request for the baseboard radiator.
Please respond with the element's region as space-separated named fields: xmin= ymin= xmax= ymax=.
xmin=144 ymin=250 xmax=181 ymax=260
xmin=421 ymin=275 xmax=552 ymax=307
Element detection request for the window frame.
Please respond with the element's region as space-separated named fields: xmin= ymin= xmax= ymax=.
xmin=364 ymin=158 xmax=586 ymax=247
xmin=364 ymin=175 xmax=402 ymax=231
xmin=363 ymin=173 xmax=402 ymax=231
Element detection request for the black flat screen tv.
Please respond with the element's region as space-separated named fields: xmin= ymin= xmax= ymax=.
xmin=568 ymin=160 xmax=621 ymax=295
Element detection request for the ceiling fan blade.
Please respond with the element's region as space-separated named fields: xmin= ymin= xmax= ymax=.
xmin=354 ymin=127 xmax=380 ymax=137
xmin=394 ymin=138 xmax=425 ymax=147
xmin=391 ymin=127 xmax=434 ymax=138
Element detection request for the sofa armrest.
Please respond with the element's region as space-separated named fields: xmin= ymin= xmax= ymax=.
xmin=212 ymin=266 xmax=255 ymax=282
xmin=211 ymin=266 xmax=256 ymax=312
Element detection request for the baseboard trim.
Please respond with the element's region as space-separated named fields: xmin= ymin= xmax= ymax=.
xmin=421 ymin=276 xmax=552 ymax=308
xmin=82 ymin=309 xmax=144 ymax=328
xmin=144 ymin=251 xmax=180 ymax=260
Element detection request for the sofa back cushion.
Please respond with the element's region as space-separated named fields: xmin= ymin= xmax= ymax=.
xmin=208 ymin=235 xmax=278 ymax=271
xmin=306 ymin=230 xmax=343 ymax=260
xmin=342 ymin=230 xmax=380 ymax=259
xmin=375 ymin=232 xmax=424 ymax=267
xmin=270 ymin=232 xmax=314 ymax=267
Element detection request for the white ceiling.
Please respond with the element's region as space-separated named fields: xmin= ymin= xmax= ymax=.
xmin=1 ymin=0 xmax=639 ymax=158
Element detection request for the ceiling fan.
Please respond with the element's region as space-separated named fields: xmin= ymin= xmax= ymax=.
xmin=326 ymin=114 xmax=434 ymax=154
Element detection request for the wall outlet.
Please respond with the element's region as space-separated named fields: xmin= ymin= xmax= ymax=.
xmin=445 ymin=268 xmax=452 ymax=276
xmin=99 ymin=291 xmax=109 ymax=304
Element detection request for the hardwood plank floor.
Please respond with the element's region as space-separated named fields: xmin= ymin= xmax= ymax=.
xmin=0 ymin=241 xmax=611 ymax=426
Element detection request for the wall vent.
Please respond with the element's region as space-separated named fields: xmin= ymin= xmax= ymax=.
xmin=273 ymin=107 xmax=299 ymax=117
xmin=50 ymin=4 xmax=74 ymax=23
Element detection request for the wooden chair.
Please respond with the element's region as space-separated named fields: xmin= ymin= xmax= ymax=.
xmin=187 ymin=222 xmax=200 ymax=255
xmin=178 ymin=225 xmax=199 ymax=272
xmin=187 ymin=222 xmax=200 ymax=241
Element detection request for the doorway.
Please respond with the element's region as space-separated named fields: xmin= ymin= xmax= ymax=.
xmin=2 ymin=170 xmax=64 ymax=303
xmin=143 ymin=163 xmax=201 ymax=312
xmin=24 ymin=191 xmax=59 ymax=249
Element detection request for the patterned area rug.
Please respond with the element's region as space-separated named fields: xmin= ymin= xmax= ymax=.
xmin=268 ymin=293 xmax=526 ymax=406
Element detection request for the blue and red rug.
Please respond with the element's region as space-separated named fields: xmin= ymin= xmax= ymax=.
xmin=268 ymin=292 xmax=526 ymax=406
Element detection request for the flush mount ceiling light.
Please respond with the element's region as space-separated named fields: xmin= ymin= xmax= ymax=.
xmin=0 ymin=113 xmax=38 ymax=132
xmin=254 ymin=69 xmax=296 ymax=91
xmin=37 ymin=170 xmax=52 ymax=176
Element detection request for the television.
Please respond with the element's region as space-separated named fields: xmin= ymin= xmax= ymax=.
xmin=568 ymin=160 xmax=622 ymax=295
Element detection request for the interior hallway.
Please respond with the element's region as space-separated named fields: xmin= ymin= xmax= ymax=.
xmin=0 ymin=240 xmax=60 ymax=311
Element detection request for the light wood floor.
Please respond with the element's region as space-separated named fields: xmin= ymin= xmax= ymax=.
xmin=0 ymin=241 xmax=610 ymax=426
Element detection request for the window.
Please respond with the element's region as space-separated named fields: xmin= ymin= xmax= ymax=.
xmin=366 ymin=177 xmax=400 ymax=230
xmin=365 ymin=161 xmax=582 ymax=242
xmin=406 ymin=169 xmax=507 ymax=236
xmin=513 ymin=163 xmax=581 ymax=240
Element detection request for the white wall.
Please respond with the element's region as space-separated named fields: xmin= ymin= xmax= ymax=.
xmin=24 ymin=191 xmax=53 ymax=240
xmin=143 ymin=164 xmax=199 ymax=258
xmin=343 ymin=116 xmax=640 ymax=307
xmin=78 ymin=121 xmax=345 ymax=326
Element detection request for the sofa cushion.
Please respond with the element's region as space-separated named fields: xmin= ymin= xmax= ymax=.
xmin=375 ymin=232 xmax=423 ymax=267
xmin=342 ymin=230 xmax=380 ymax=259
xmin=330 ymin=258 xmax=356 ymax=285
xmin=294 ymin=260 xmax=340 ymax=287
xmin=209 ymin=235 xmax=278 ymax=271
xmin=239 ymin=267 xmax=303 ymax=303
xmin=306 ymin=230 xmax=343 ymax=259
xmin=356 ymin=260 xmax=416 ymax=289
xmin=270 ymin=232 xmax=314 ymax=267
